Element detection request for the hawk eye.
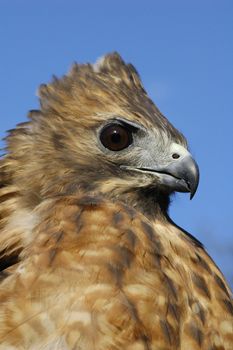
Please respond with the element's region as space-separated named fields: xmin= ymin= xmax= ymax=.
xmin=100 ymin=124 xmax=133 ymax=151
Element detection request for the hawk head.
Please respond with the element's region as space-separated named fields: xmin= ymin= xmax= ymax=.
xmin=3 ymin=53 xmax=199 ymax=219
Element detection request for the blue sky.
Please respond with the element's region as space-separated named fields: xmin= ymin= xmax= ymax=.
xmin=0 ymin=1 xmax=232 ymax=286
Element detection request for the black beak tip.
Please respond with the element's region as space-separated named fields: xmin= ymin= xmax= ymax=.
xmin=190 ymin=191 xmax=195 ymax=200
xmin=188 ymin=164 xmax=200 ymax=200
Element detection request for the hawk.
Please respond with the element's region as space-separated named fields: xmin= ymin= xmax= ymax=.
xmin=0 ymin=53 xmax=232 ymax=350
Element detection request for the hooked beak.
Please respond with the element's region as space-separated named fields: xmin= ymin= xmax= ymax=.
xmin=139 ymin=154 xmax=199 ymax=199
xmin=121 ymin=148 xmax=199 ymax=199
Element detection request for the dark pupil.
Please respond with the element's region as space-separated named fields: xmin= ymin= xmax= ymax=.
xmin=111 ymin=130 xmax=122 ymax=144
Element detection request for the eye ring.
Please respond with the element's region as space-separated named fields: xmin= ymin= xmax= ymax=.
xmin=100 ymin=123 xmax=133 ymax=151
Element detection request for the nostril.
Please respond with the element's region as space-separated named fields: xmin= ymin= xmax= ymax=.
xmin=172 ymin=153 xmax=180 ymax=159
